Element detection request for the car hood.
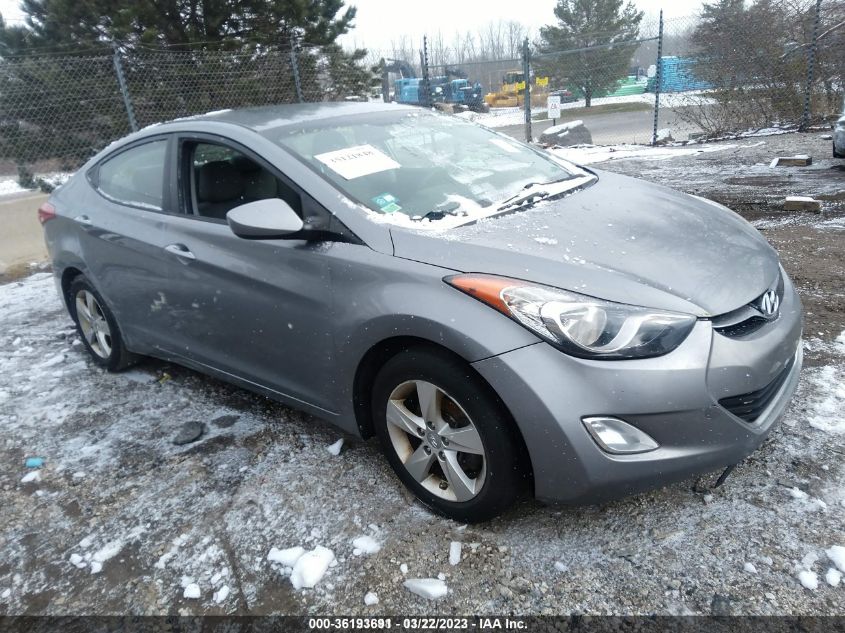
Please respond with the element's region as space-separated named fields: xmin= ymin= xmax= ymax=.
xmin=389 ymin=169 xmax=780 ymax=317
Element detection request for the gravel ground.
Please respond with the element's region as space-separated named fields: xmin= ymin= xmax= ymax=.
xmin=1 ymin=132 xmax=844 ymax=616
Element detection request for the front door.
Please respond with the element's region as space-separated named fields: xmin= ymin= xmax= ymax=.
xmin=154 ymin=137 xmax=340 ymax=414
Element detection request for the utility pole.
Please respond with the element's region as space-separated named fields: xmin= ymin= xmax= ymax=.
xmin=522 ymin=37 xmax=532 ymax=143
xmin=112 ymin=42 xmax=138 ymax=133
xmin=420 ymin=36 xmax=432 ymax=108
xmin=651 ymin=10 xmax=664 ymax=146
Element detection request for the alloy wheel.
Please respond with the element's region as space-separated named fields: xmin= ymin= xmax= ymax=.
xmin=75 ymin=289 xmax=113 ymax=359
xmin=385 ymin=380 xmax=486 ymax=502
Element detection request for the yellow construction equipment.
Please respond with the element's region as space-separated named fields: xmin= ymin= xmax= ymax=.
xmin=484 ymin=71 xmax=549 ymax=108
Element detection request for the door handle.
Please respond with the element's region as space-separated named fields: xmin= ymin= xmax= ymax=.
xmin=74 ymin=214 xmax=92 ymax=226
xmin=164 ymin=243 xmax=196 ymax=260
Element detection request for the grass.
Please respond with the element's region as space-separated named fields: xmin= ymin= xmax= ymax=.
xmin=533 ymin=101 xmax=653 ymax=121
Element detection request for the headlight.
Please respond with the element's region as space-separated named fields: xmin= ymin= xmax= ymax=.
xmin=446 ymin=274 xmax=696 ymax=359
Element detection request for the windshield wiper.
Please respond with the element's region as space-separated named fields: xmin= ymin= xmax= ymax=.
xmin=496 ymin=177 xmax=573 ymax=212
xmin=496 ymin=190 xmax=550 ymax=212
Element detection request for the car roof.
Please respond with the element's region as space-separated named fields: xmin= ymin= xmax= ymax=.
xmin=186 ymin=101 xmax=418 ymax=133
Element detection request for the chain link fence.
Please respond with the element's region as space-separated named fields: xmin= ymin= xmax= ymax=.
xmin=1 ymin=1 xmax=844 ymax=188
xmin=653 ymin=0 xmax=845 ymax=139
xmin=0 ymin=41 xmax=374 ymax=187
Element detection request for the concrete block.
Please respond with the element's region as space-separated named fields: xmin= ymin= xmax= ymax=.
xmin=770 ymin=155 xmax=812 ymax=167
xmin=539 ymin=120 xmax=592 ymax=147
xmin=783 ymin=196 xmax=822 ymax=212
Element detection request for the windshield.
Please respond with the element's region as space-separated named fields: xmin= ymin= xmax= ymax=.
xmin=269 ymin=109 xmax=591 ymax=226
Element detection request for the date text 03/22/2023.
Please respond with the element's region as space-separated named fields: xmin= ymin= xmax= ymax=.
xmin=307 ymin=617 xmax=528 ymax=630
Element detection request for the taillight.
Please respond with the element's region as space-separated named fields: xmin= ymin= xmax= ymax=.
xmin=37 ymin=202 xmax=56 ymax=224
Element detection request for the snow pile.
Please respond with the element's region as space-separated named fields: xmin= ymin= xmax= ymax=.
xmin=797 ymin=570 xmax=818 ymax=590
xmin=290 ymin=546 xmax=335 ymax=590
xmin=827 ymin=569 xmax=842 ymax=587
xmin=268 ymin=546 xmax=305 ymax=567
xmin=213 ymin=586 xmax=230 ymax=604
xmin=68 ymin=554 xmax=86 ymax=569
xmin=352 ymin=535 xmax=381 ymax=556
xmin=326 ymin=439 xmax=344 ymax=456
xmin=448 ymin=542 xmax=462 ymax=566
xmin=827 ymin=545 xmax=845 ymax=572
xmin=20 ymin=471 xmax=41 ymax=484
xmin=0 ymin=179 xmax=31 ymax=196
xmin=403 ymin=578 xmax=448 ymax=600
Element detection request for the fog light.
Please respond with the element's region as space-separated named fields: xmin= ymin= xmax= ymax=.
xmin=582 ymin=416 xmax=659 ymax=454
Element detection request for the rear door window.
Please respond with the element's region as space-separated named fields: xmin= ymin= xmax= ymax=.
xmin=96 ymin=140 xmax=167 ymax=210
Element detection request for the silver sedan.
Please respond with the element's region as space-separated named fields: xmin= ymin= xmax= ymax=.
xmin=40 ymin=102 xmax=802 ymax=522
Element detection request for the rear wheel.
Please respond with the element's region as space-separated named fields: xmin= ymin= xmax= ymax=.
xmin=67 ymin=276 xmax=136 ymax=371
xmin=372 ymin=347 xmax=529 ymax=522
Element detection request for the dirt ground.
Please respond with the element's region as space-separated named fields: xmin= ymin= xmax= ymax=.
xmin=1 ymin=132 xmax=844 ymax=617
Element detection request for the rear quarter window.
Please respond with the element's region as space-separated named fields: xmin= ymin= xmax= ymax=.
xmin=95 ymin=140 xmax=167 ymax=210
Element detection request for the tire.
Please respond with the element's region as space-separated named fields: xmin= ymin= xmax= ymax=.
xmin=67 ymin=275 xmax=136 ymax=372
xmin=372 ymin=346 xmax=529 ymax=523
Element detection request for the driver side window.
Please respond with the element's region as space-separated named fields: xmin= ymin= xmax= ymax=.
xmin=183 ymin=141 xmax=302 ymax=220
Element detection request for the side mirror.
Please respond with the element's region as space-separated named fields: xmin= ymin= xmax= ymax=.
xmin=226 ymin=198 xmax=304 ymax=240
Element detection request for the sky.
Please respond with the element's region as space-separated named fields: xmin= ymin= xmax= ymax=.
xmin=0 ymin=0 xmax=704 ymax=48
xmin=339 ymin=0 xmax=704 ymax=52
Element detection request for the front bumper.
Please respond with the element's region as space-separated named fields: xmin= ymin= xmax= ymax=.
xmin=472 ymin=276 xmax=803 ymax=504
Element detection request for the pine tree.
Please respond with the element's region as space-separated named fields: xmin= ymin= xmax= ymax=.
xmin=536 ymin=0 xmax=643 ymax=107
xmin=0 ymin=0 xmax=359 ymax=51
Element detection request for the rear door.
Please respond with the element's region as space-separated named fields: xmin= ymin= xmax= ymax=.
xmin=152 ymin=134 xmax=340 ymax=414
xmin=80 ymin=136 xmax=186 ymax=353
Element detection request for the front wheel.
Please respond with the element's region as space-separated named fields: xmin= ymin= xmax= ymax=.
xmin=372 ymin=347 xmax=529 ymax=522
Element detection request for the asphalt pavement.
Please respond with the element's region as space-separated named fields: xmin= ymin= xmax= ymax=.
xmin=499 ymin=106 xmax=705 ymax=145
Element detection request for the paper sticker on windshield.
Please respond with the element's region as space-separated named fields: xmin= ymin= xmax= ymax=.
xmin=489 ymin=138 xmax=520 ymax=153
xmin=314 ymin=144 xmax=400 ymax=180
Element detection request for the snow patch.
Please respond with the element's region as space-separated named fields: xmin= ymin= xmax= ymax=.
xmin=326 ymin=439 xmax=344 ymax=456
xmin=92 ymin=539 xmax=124 ymax=563
xmin=183 ymin=583 xmax=201 ymax=599
xmin=548 ymin=142 xmax=738 ymax=166
xmin=352 ymin=536 xmax=381 ymax=556
xmin=403 ymin=578 xmax=448 ymax=600
xmin=804 ymin=366 xmax=845 ymax=434
xmin=364 ymin=591 xmax=379 ymax=606
xmin=826 ymin=568 xmax=842 ymax=587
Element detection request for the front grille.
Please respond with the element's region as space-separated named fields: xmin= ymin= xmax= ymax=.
xmin=718 ymin=356 xmax=795 ymax=423
xmin=715 ymin=316 xmax=768 ymax=338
